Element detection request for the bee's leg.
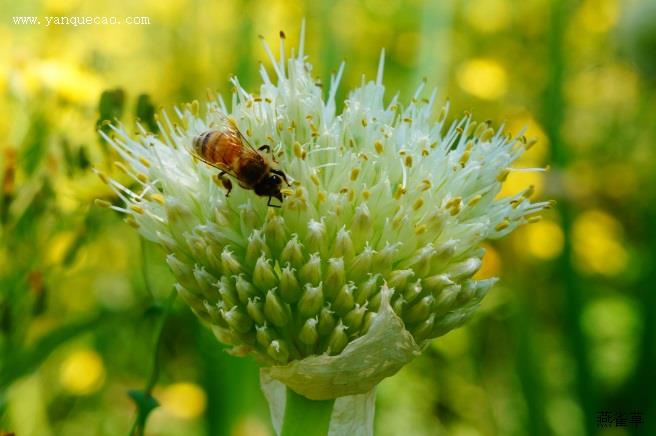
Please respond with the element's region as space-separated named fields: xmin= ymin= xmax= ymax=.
xmin=259 ymin=144 xmax=278 ymax=163
xmin=267 ymin=196 xmax=281 ymax=208
xmin=271 ymin=169 xmax=290 ymax=186
xmin=214 ymin=171 xmax=233 ymax=197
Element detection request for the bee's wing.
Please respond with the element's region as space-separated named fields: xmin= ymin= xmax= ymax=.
xmin=187 ymin=147 xmax=241 ymax=180
xmin=213 ymin=111 xmax=259 ymax=153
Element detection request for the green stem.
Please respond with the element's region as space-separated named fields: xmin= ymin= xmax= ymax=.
xmin=128 ymin=289 xmax=177 ymax=436
xmin=281 ymin=389 xmax=335 ymax=436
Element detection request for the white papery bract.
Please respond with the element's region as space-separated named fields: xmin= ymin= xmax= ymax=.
xmin=97 ymin=31 xmax=548 ymax=368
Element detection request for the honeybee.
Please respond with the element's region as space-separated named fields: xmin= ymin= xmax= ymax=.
xmin=190 ymin=116 xmax=290 ymax=207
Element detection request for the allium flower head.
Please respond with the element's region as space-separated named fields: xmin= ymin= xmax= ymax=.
xmin=96 ymin=29 xmax=548 ymax=400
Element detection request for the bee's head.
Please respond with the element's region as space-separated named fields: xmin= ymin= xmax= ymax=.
xmin=254 ymin=172 xmax=286 ymax=205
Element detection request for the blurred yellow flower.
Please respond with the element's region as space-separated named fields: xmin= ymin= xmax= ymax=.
xmin=576 ymin=0 xmax=620 ymax=33
xmin=582 ymin=296 xmax=640 ymax=388
xmin=43 ymin=0 xmax=81 ymax=14
xmin=46 ymin=231 xmax=77 ymax=266
xmin=474 ymin=243 xmax=501 ymax=279
xmin=231 ymin=415 xmax=271 ymax=436
xmin=36 ymin=60 xmax=103 ymax=104
xmin=457 ymin=58 xmax=507 ymax=100
xmin=160 ymin=382 xmax=207 ymax=419
xmin=364 ymin=0 xmax=400 ymax=16
xmin=523 ymin=220 xmax=564 ymax=260
xmin=497 ymin=170 xmax=544 ymax=199
xmin=145 ymin=0 xmax=186 ymax=21
xmin=59 ymin=349 xmax=106 ymax=395
xmin=572 ymin=210 xmax=628 ymax=276
xmin=602 ymin=163 xmax=638 ymax=200
xmin=463 ymin=0 xmax=511 ymax=33
xmin=504 ymin=110 xmax=549 ymax=166
xmin=393 ymin=32 xmax=420 ymax=67
xmin=566 ymin=64 xmax=638 ymax=109
xmin=14 ymin=59 xmax=103 ymax=104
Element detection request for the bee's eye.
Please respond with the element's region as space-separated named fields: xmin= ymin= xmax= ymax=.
xmin=269 ymin=175 xmax=281 ymax=185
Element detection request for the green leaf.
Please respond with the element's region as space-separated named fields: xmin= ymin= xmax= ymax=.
xmin=127 ymin=389 xmax=160 ymax=436
xmin=96 ymin=88 xmax=126 ymax=142
xmin=0 ymin=311 xmax=114 ymax=390
xmin=135 ymin=94 xmax=159 ymax=133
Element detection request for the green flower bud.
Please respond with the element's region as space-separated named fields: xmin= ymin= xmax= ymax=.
xmin=247 ymin=296 xmax=266 ymax=325
xmin=264 ymin=288 xmax=290 ymax=327
xmin=403 ymin=280 xmax=423 ymax=304
xmin=392 ymin=295 xmax=406 ymax=317
xmin=434 ymin=240 xmax=457 ymax=262
xmin=405 ymin=244 xmax=436 ymax=277
xmin=368 ymin=289 xmax=382 ymax=312
xmin=186 ymin=234 xmax=209 ymax=266
xmin=246 ymin=229 xmax=270 ymax=266
xmin=327 ymin=321 xmax=349 ymax=355
xmin=405 ymin=295 xmax=434 ymax=324
xmin=306 ymin=219 xmax=327 ymax=256
xmin=298 ymin=282 xmax=324 ymax=318
xmin=256 ymin=323 xmax=277 ymax=348
xmin=239 ymin=201 xmax=259 ymax=231
xmin=324 ymin=257 xmax=345 ymax=298
xmin=166 ymin=254 xmax=195 ymax=289
xmin=432 ymin=309 xmax=470 ymax=338
xmin=333 ymin=282 xmax=356 ymax=316
xmin=205 ymin=244 xmax=223 ymax=275
xmin=333 ymin=226 xmax=355 ymax=262
xmin=165 ymin=199 xmax=196 ymax=239
xmin=412 ymin=313 xmax=435 ymax=342
xmin=349 ymin=246 xmax=374 ymax=281
xmin=360 ymin=311 xmax=376 ymax=335
xmin=318 ymin=304 xmax=336 ymax=336
xmin=279 ymin=264 xmax=301 ymax=303
xmin=374 ymin=242 xmax=399 ymax=273
xmin=193 ymin=267 xmax=217 ymax=300
xmin=423 ymin=273 xmax=454 ymax=293
xmin=175 ymin=284 xmax=205 ymax=315
xmin=253 ymin=254 xmax=277 ymax=290
xmin=461 ymin=278 xmax=496 ymax=301
xmin=222 ymin=306 xmax=253 ymax=333
xmin=281 ymin=235 xmax=305 ymax=269
xmin=299 ymin=253 xmax=322 ymax=286
xmin=299 ymin=317 xmax=319 ymax=346
xmin=217 ymin=276 xmax=239 ymax=309
xmin=387 ymin=269 xmax=414 ymax=292
xmin=157 ymin=231 xmax=179 ymax=253
xmin=343 ymin=304 xmax=367 ymax=331
xmin=355 ymin=274 xmax=380 ymax=304
xmin=264 ymin=214 xmax=287 ymax=253
xmin=447 ymin=257 xmax=482 ymax=281
xmin=267 ymin=339 xmax=289 ymax=363
xmin=351 ymin=203 xmax=372 ymax=250
xmin=434 ymin=284 xmax=462 ymax=316
xmin=204 ymin=300 xmax=227 ymax=327
xmin=221 ymin=247 xmax=243 ymax=275
xmin=235 ymin=274 xmax=258 ymax=304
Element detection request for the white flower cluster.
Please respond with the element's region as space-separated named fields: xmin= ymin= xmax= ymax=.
xmin=96 ymin=31 xmax=548 ymax=375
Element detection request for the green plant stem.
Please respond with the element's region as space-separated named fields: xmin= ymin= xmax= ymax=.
xmin=542 ymin=1 xmax=595 ymax=435
xmin=281 ymin=389 xmax=335 ymax=436
xmin=128 ymin=289 xmax=177 ymax=436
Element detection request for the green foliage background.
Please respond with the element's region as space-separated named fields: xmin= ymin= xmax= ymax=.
xmin=1 ymin=0 xmax=655 ymax=435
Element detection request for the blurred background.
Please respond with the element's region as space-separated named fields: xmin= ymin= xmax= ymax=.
xmin=1 ymin=0 xmax=655 ymax=434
